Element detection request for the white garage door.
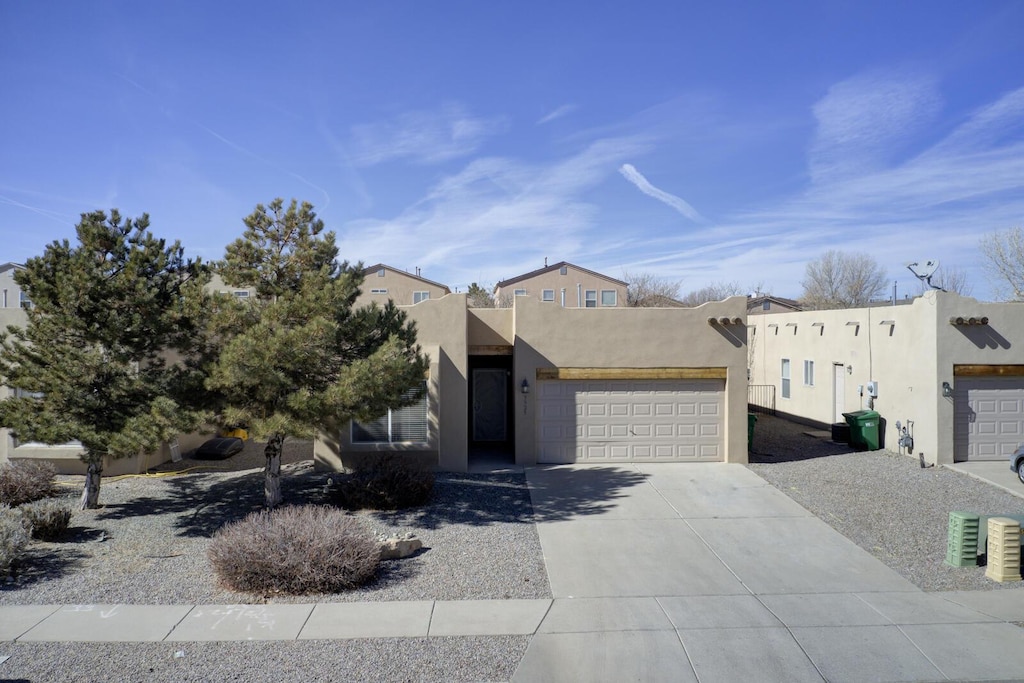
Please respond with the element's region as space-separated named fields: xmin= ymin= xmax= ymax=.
xmin=536 ymin=379 xmax=725 ymax=463
xmin=954 ymin=377 xmax=1024 ymax=461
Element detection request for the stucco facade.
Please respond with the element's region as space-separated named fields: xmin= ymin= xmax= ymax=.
xmin=494 ymin=262 xmax=628 ymax=308
xmin=749 ymin=291 xmax=1024 ymax=465
xmin=356 ymin=264 xmax=451 ymax=308
xmin=315 ymin=294 xmax=749 ymax=472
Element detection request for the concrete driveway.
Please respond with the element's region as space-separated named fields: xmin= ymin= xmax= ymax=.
xmin=515 ymin=463 xmax=1024 ymax=682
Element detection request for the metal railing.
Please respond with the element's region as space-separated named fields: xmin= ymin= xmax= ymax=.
xmin=748 ymin=385 xmax=776 ymax=415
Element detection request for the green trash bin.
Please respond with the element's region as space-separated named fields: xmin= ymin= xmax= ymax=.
xmin=747 ymin=413 xmax=757 ymax=451
xmin=843 ymin=410 xmax=880 ymax=450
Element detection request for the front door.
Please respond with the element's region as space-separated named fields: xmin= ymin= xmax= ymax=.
xmin=473 ymin=368 xmax=508 ymax=441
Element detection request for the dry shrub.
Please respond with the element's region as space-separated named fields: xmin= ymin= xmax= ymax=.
xmin=20 ymin=498 xmax=73 ymax=541
xmin=332 ymin=454 xmax=434 ymax=510
xmin=208 ymin=505 xmax=379 ymax=594
xmin=0 ymin=461 xmax=59 ymax=507
xmin=0 ymin=505 xmax=30 ymax=574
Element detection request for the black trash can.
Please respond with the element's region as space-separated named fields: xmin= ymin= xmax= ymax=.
xmin=831 ymin=422 xmax=850 ymax=443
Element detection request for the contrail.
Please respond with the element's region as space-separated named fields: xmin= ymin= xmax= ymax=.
xmin=619 ymin=163 xmax=703 ymax=222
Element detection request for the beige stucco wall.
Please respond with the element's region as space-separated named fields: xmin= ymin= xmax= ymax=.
xmin=495 ymin=265 xmax=627 ymax=308
xmin=0 ymin=265 xmax=26 ymax=310
xmin=511 ymin=295 xmax=749 ymax=464
xmin=748 ymin=291 xmax=1024 ymax=465
xmin=315 ymin=293 xmax=470 ymax=472
xmin=355 ymin=267 xmax=449 ymax=308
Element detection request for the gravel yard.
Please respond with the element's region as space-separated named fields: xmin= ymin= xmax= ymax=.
xmin=1 ymin=439 xmax=550 ymax=606
xmin=747 ymin=413 xmax=1024 ymax=592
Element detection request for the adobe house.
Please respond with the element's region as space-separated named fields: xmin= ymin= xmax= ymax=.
xmin=315 ymin=293 xmax=750 ymax=472
xmin=748 ymin=290 xmax=1024 ymax=465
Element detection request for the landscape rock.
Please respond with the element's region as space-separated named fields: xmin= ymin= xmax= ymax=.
xmin=379 ymin=532 xmax=422 ymax=560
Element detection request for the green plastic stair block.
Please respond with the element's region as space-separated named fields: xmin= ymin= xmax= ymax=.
xmin=946 ymin=511 xmax=981 ymax=567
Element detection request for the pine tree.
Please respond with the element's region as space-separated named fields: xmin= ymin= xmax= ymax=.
xmin=0 ymin=211 xmax=209 ymax=509
xmin=209 ymin=198 xmax=428 ymax=508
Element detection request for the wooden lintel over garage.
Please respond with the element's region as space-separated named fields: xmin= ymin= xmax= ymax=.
xmin=535 ymin=367 xmax=728 ymax=381
xmin=954 ymin=365 xmax=1024 ymax=377
xmin=468 ymin=345 xmax=513 ymax=356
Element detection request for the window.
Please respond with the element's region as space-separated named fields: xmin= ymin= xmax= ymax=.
xmin=413 ymin=291 xmax=430 ymax=304
xmin=377 ymin=268 xmax=386 ymax=277
xmin=762 ymin=301 xmax=770 ymax=311
xmin=585 ymin=290 xmax=597 ymax=308
xmin=19 ymin=291 xmax=32 ymax=309
xmin=232 ymin=290 xmax=249 ymax=298
xmin=514 ymin=288 xmax=527 ymax=296
xmin=559 ymin=265 xmax=567 ymax=275
xmin=352 ymin=382 xmax=428 ymax=443
xmin=600 ymin=290 xmax=617 ymax=307
xmin=781 ymin=359 xmax=791 ymax=399
xmin=803 ymin=360 xmax=814 ymax=386
xmin=370 ymin=288 xmax=388 ymax=294
xmin=542 ymin=289 xmax=555 ymax=302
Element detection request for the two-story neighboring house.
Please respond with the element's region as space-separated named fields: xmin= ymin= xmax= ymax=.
xmin=356 ymin=264 xmax=451 ymax=307
xmin=0 ymin=262 xmax=30 ymax=310
xmin=493 ymin=261 xmax=627 ymax=308
xmin=747 ymin=295 xmax=802 ymax=316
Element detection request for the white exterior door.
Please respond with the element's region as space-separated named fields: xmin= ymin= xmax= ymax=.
xmin=954 ymin=377 xmax=1024 ymax=461
xmin=536 ymin=379 xmax=725 ymax=463
xmin=833 ymin=363 xmax=846 ymax=423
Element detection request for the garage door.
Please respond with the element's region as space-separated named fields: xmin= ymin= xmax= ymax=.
xmin=954 ymin=377 xmax=1024 ymax=461
xmin=536 ymin=379 xmax=724 ymax=463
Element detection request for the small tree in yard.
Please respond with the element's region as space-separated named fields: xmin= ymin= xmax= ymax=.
xmin=0 ymin=211 xmax=209 ymax=509
xmin=209 ymin=198 xmax=428 ymax=508
xmin=801 ymin=250 xmax=888 ymax=309
xmin=979 ymin=226 xmax=1024 ymax=301
xmin=623 ymin=270 xmax=682 ymax=307
xmin=466 ymin=282 xmax=494 ymax=308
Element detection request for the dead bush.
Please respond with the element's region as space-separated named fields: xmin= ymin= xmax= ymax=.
xmin=208 ymin=505 xmax=379 ymax=594
xmin=20 ymin=498 xmax=73 ymax=541
xmin=0 ymin=505 xmax=30 ymax=574
xmin=0 ymin=461 xmax=59 ymax=507
xmin=332 ymin=454 xmax=434 ymax=510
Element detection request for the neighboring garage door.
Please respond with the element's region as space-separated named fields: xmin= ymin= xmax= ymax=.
xmin=954 ymin=377 xmax=1024 ymax=461
xmin=536 ymin=379 xmax=725 ymax=463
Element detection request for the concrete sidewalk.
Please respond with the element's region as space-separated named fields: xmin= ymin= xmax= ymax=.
xmin=3 ymin=463 xmax=1024 ymax=682
xmin=946 ymin=459 xmax=1024 ymax=500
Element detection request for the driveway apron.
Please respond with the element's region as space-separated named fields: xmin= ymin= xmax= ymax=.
xmin=515 ymin=462 xmax=1024 ymax=683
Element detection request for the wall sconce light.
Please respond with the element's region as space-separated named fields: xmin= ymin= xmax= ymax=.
xmin=521 ymin=379 xmax=530 ymax=394
xmin=847 ymin=365 xmax=853 ymax=375
xmin=942 ymin=381 xmax=953 ymax=398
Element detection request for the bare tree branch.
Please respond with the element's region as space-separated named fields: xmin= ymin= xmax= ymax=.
xmin=979 ymin=227 xmax=1024 ymax=301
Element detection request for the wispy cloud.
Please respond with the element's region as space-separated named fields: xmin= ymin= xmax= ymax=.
xmin=618 ymin=163 xmax=704 ymax=222
xmin=537 ymin=104 xmax=576 ymax=125
xmin=337 ymin=136 xmax=650 ymax=288
xmin=809 ymin=70 xmax=941 ymax=183
xmin=351 ymin=104 xmax=507 ymax=166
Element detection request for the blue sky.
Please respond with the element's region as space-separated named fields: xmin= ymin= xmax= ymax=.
xmin=2 ymin=1 xmax=1022 ymax=301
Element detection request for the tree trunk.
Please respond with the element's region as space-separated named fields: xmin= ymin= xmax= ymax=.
xmin=80 ymin=458 xmax=103 ymax=510
xmin=264 ymin=433 xmax=284 ymax=508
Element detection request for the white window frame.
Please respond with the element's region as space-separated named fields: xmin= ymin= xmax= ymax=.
xmin=377 ymin=268 xmax=386 ymax=277
xmin=370 ymin=288 xmax=388 ymax=294
xmin=762 ymin=300 xmax=770 ymax=311
xmin=559 ymin=265 xmax=568 ymax=275
xmin=585 ymin=290 xmax=597 ymax=308
xmin=803 ymin=360 xmax=814 ymax=387
xmin=600 ymin=290 xmax=617 ymax=307
xmin=413 ymin=291 xmax=430 ymax=304
xmin=232 ymin=290 xmax=249 ymax=298
xmin=19 ymin=291 xmax=32 ymax=309
xmin=542 ymin=289 xmax=555 ymax=302
xmin=351 ymin=381 xmax=428 ymax=444
xmin=781 ymin=359 xmax=791 ymax=399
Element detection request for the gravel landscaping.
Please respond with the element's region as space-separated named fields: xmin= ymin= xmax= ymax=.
xmin=748 ymin=413 xmax=1024 ymax=592
xmin=1 ymin=439 xmax=550 ymax=606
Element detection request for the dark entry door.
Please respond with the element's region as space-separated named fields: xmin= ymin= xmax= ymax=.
xmin=472 ymin=368 xmax=508 ymax=441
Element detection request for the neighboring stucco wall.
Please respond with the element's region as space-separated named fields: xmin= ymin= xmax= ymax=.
xmin=0 ymin=265 xmax=26 ymax=310
xmin=315 ymin=294 xmax=470 ymax=473
xmin=511 ymin=295 xmax=749 ymax=465
xmin=495 ymin=266 xmax=627 ymax=308
xmin=749 ymin=291 xmax=1024 ymax=466
xmin=355 ymin=267 xmax=449 ymax=308
xmin=468 ymin=308 xmax=514 ymax=348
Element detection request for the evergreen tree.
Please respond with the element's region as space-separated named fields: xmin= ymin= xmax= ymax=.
xmin=209 ymin=198 xmax=428 ymax=507
xmin=0 ymin=211 xmax=209 ymax=509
